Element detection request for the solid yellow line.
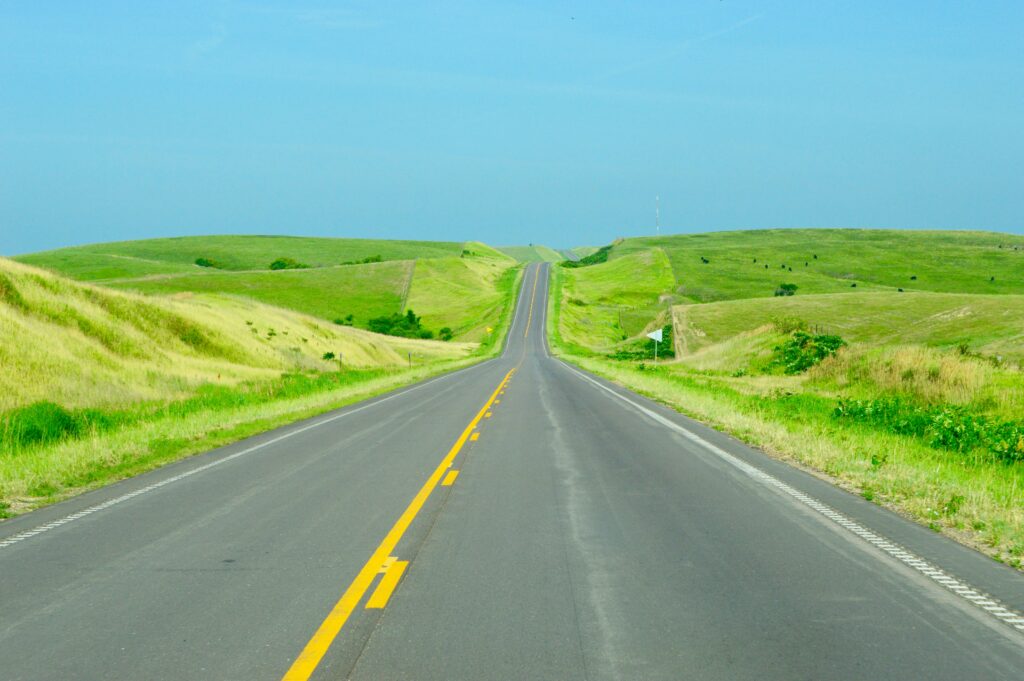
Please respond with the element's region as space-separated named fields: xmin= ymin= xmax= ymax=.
xmin=442 ymin=470 xmax=459 ymax=486
xmin=365 ymin=560 xmax=408 ymax=609
xmin=281 ymin=368 xmax=514 ymax=681
xmin=523 ymin=266 xmax=539 ymax=339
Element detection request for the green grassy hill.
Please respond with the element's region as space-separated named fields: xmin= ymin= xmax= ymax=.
xmin=675 ymin=291 xmax=1024 ymax=362
xmin=17 ymin=235 xmax=464 ymax=279
xmin=613 ymin=229 xmax=1024 ymax=302
xmin=104 ymin=260 xmax=412 ymax=328
xmin=0 ymin=258 xmax=470 ymax=412
xmin=17 ymin=236 xmax=520 ymax=341
xmin=558 ymin=229 xmax=1024 ymax=354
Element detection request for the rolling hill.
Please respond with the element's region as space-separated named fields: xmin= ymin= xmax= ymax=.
xmin=496 ymin=244 xmax=564 ymax=263
xmin=16 ymin=236 xmax=520 ymax=341
xmin=0 ymin=257 xmax=471 ymax=412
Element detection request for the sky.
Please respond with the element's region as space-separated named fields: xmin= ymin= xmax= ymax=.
xmin=1 ymin=1 xmax=1022 ymax=255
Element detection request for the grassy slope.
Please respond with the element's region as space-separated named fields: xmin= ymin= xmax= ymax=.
xmin=615 ymin=229 xmax=1024 ymax=302
xmin=16 ymin=235 xmax=463 ymax=277
xmin=105 ymin=260 xmax=412 ymax=327
xmin=18 ymin=236 xmax=522 ymax=341
xmin=497 ymin=245 xmax=564 ymax=263
xmin=0 ymin=258 xmax=470 ymax=412
xmin=675 ymin=292 xmax=1024 ymax=362
xmin=405 ymin=250 xmax=519 ymax=342
xmin=557 ymin=248 xmax=675 ymax=350
xmin=552 ymin=229 xmax=1024 ymax=568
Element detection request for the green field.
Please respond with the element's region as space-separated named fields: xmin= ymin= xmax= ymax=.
xmin=675 ymin=292 xmax=1024 ymax=362
xmin=551 ymin=228 xmax=1024 ymax=569
xmin=17 ymin=235 xmax=464 ymax=278
xmin=497 ymin=244 xmax=564 ymax=263
xmin=106 ymin=260 xmax=413 ymax=328
xmin=614 ymin=229 xmax=1024 ymax=302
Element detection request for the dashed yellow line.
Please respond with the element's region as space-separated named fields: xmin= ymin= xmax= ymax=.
xmin=366 ymin=560 xmax=408 ymax=609
xmin=442 ymin=470 xmax=459 ymax=486
xmin=470 ymin=432 xmax=479 ymax=441
xmin=281 ymin=368 xmax=514 ymax=681
xmin=523 ymin=266 xmax=539 ymax=339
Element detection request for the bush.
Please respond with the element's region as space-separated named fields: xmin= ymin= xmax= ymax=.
xmin=834 ymin=397 xmax=1024 ymax=464
xmin=322 ymin=352 xmax=336 ymax=361
xmin=342 ymin=255 xmax=382 ymax=265
xmin=194 ymin=257 xmax=221 ymax=268
xmin=774 ymin=283 xmax=798 ymax=297
xmin=769 ymin=331 xmax=845 ymax=374
xmin=368 ymin=309 xmax=434 ymax=339
xmin=438 ymin=327 xmax=454 ymax=341
xmin=333 ymin=314 xmax=354 ymax=326
xmin=269 ymin=257 xmax=309 ymax=270
xmin=772 ymin=316 xmax=807 ymax=334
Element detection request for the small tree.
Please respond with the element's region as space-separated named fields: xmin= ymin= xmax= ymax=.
xmin=774 ymin=283 xmax=798 ymax=297
xmin=322 ymin=352 xmax=336 ymax=361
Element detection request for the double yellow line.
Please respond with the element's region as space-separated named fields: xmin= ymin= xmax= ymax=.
xmin=282 ymin=367 xmax=515 ymax=681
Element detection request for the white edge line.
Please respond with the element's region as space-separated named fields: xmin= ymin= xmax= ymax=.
xmin=557 ymin=360 xmax=1024 ymax=635
xmin=0 ymin=357 xmax=495 ymax=551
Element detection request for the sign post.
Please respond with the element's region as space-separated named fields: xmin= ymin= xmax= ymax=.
xmin=647 ymin=328 xmax=663 ymax=364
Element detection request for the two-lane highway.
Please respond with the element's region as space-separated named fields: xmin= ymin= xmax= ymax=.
xmin=1 ymin=263 xmax=1023 ymax=679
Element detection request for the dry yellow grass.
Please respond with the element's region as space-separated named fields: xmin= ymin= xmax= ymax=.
xmin=0 ymin=257 xmax=472 ymax=411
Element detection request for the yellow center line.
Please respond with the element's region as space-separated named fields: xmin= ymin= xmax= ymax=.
xmin=470 ymin=432 xmax=479 ymax=441
xmin=523 ymin=266 xmax=539 ymax=339
xmin=281 ymin=368 xmax=515 ymax=681
xmin=365 ymin=560 xmax=408 ymax=609
xmin=442 ymin=470 xmax=459 ymax=486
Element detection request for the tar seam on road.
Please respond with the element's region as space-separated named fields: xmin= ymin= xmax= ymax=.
xmin=280 ymin=368 xmax=515 ymax=681
xmin=557 ymin=360 xmax=1024 ymax=636
xmin=524 ymin=264 xmax=539 ymax=339
xmin=0 ymin=362 xmax=493 ymax=552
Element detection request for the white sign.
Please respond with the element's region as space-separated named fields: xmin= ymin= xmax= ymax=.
xmin=646 ymin=328 xmax=663 ymax=343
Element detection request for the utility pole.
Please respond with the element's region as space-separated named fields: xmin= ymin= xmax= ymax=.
xmin=655 ymin=195 xmax=660 ymax=235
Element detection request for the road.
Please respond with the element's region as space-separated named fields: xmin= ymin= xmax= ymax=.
xmin=1 ymin=263 xmax=1023 ymax=680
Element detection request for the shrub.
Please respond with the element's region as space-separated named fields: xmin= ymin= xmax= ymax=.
xmin=774 ymin=283 xmax=798 ymax=297
xmin=438 ymin=327 xmax=454 ymax=341
xmin=834 ymin=397 xmax=1024 ymax=464
xmin=368 ymin=309 xmax=433 ymax=339
xmin=772 ymin=316 xmax=807 ymax=334
xmin=769 ymin=331 xmax=845 ymax=374
xmin=194 ymin=257 xmax=221 ymax=268
xmin=322 ymin=352 xmax=336 ymax=361
xmin=269 ymin=257 xmax=309 ymax=270
xmin=333 ymin=314 xmax=354 ymax=326
xmin=608 ymin=325 xmax=674 ymax=361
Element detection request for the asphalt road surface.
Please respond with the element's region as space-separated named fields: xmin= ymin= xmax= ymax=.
xmin=1 ymin=263 xmax=1023 ymax=680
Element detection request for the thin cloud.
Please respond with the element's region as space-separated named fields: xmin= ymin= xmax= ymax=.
xmin=588 ymin=13 xmax=764 ymax=83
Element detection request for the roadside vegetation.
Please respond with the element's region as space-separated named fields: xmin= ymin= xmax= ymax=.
xmin=0 ymin=256 xmax=522 ymax=518
xmin=550 ymin=229 xmax=1024 ymax=569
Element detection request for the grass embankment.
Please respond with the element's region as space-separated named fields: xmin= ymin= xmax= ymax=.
xmin=18 ymin=235 xmax=516 ymax=342
xmin=550 ymin=230 xmax=1024 ymax=568
xmin=497 ymin=245 xmax=564 ymax=263
xmin=0 ymin=257 xmax=522 ymax=517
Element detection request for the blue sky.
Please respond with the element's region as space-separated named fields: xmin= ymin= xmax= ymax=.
xmin=2 ymin=1 xmax=1022 ymax=254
